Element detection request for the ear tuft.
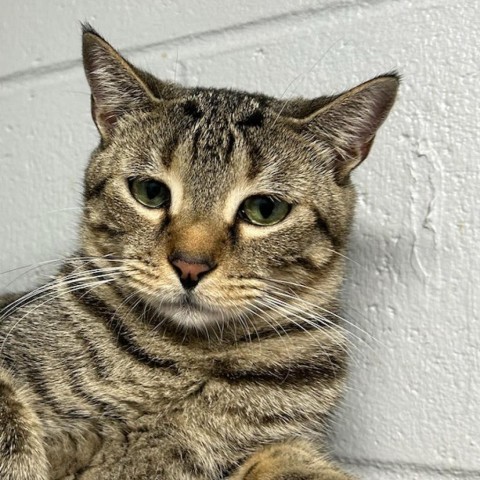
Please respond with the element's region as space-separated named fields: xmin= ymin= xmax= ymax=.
xmin=299 ymin=73 xmax=400 ymax=179
xmin=82 ymin=26 xmax=157 ymax=140
xmin=81 ymin=21 xmax=99 ymax=36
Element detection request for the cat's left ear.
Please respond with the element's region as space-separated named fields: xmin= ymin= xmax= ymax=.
xmin=297 ymin=74 xmax=399 ymax=179
xmin=82 ymin=24 xmax=158 ymax=140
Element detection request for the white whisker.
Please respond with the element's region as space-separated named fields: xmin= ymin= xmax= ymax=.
xmin=264 ymin=278 xmax=384 ymax=349
xmin=0 ymin=275 xmax=123 ymax=357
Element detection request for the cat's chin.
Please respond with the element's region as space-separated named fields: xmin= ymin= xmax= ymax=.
xmin=151 ymin=297 xmax=230 ymax=331
xmin=164 ymin=307 xmax=225 ymax=331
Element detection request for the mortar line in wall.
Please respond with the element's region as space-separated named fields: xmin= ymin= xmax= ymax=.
xmin=339 ymin=456 xmax=480 ymax=478
xmin=118 ymin=0 xmax=392 ymax=58
xmin=0 ymin=0 xmax=392 ymax=89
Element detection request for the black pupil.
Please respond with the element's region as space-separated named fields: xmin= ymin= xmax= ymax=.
xmin=145 ymin=181 xmax=163 ymax=200
xmin=258 ymin=198 xmax=275 ymax=218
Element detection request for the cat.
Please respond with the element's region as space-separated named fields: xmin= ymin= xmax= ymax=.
xmin=0 ymin=24 xmax=398 ymax=480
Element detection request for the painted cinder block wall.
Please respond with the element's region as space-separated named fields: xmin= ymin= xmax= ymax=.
xmin=1 ymin=1 xmax=479 ymax=478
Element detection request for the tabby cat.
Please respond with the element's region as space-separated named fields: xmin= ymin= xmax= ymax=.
xmin=0 ymin=25 xmax=398 ymax=480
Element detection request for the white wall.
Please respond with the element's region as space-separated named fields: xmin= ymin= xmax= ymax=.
xmin=1 ymin=1 xmax=479 ymax=478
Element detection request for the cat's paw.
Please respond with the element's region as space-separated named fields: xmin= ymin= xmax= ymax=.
xmin=230 ymin=443 xmax=352 ymax=480
xmin=0 ymin=371 xmax=49 ymax=480
xmin=234 ymin=465 xmax=349 ymax=480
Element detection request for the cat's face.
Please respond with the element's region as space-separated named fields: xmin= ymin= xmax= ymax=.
xmin=81 ymin=26 xmax=398 ymax=331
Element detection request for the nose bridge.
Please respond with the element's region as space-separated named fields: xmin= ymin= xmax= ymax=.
xmin=168 ymin=216 xmax=225 ymax=289
xmin=169 ymin=217 xmax=225 ymax=260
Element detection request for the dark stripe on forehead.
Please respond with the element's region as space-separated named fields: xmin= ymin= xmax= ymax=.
xmin=183 ymin=100 xmax=203 ymax=120
xmin=226 ymin=131 xmax=235 ymax=161
xmin=159 ymin=131 xmax=183 ymax=169
xmin=237 ymin=110 xmax=264 ymax=128
xmin=242 ymin=133 xmax=264 ymax=179
xmin=190 ymin=127 xmax=202 ymax=164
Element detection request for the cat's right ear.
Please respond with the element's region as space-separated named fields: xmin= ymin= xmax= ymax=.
xmin=291 ymin=74 xmax=399 ymax=181
xmin=82 ymin=24 xmax=157 ymax=140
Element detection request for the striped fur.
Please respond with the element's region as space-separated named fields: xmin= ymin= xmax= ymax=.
xmin=0 ymin=26 xmax=398 ymax=479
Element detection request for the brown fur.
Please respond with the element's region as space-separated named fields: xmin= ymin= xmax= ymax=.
xmin=0 ymin=25 xmax=398 ymax=479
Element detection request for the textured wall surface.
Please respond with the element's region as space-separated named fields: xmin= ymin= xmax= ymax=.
xmin=1 ymin=1 xmax=479 ymax=478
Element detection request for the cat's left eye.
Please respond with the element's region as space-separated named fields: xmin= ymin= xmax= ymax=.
xmin=239 ymin=195 xmax=291 ymax=226
xmin=129 ymin=178 xmax=170 ymax=209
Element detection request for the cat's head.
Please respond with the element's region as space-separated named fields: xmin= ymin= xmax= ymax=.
xmin=80 ymin=25 xmax=398 ymax=332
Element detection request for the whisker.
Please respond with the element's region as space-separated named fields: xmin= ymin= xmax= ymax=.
xmin=264 ymin=278 xmax=384 ymax=348
xmin=267 ymin=299 xmax=370 ymax=377
xmin=244 ymin=299 xmax=290 ymax=347
xmin=258 ymin=296 xmax=351 ymax=372
xmin=1 ymin=270 xmax=127 ymax=322
xmin=0 ymin=254 xmax=132 ymax=293
xmin=261 ymin=294 xmax=362 ymax=361
xmin=0 ymin=276 xmax=122 ymax=357
xmin=0 ymin=267 xmax=131 ymax=322
xmin=324 ymin=248 xmax=364 ymax=268
xmin=247 ymin=300 xmax=289 ymax=348
xmin=266 ymin=289 xmax=385 ymax=347
xmin=241 ymin=277 xmax=374 ymax=362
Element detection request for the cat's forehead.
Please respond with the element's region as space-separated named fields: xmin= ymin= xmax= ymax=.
xmin=168 ymin=100 xmax=261 ymax=207
xmin=158 ymin=89 xmax=274 ymax=178
xmin=182 ymin=88 xmax=268 ymax=123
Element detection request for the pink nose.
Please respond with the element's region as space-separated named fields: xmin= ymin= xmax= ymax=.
xmin=169 ymin=255 xmax=215 ymax=289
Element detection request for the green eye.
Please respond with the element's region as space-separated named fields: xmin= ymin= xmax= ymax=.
xmin=240 ymin=196 xmax=291 ymax=226
xmin=129 ymin=178 xmax=170 ymax=209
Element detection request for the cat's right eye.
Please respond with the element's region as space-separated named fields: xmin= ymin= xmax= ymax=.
xmin=239 ymin=195 xmax=291 ymax=226
xmin=129 ymin=178 xmax=171 ymax=209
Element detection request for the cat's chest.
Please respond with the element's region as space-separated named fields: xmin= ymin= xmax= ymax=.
xmin=46 ymin=335 xmax=335 ymax=479
xmin=46 ymin=364 xmax=211 ymax=478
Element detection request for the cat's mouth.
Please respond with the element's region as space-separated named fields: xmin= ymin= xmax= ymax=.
xmin=178 ymin=293 xmax=197 ymax=308
xmin=155 ymin=293 xmax=228 ymax=329
xmin=168 ymin=294 xmax=212 ymax=313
